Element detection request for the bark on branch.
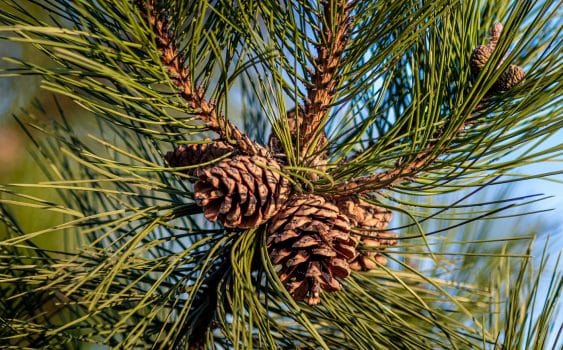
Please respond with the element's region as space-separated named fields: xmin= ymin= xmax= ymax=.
xmin=337 ymin=105 xmax=485 ymax=195
xmin=300 ymin=0 xmax=353 ymax=160
xmin=138 ymin=0 xmax=265 ymax=156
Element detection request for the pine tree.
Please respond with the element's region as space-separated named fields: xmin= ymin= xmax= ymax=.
xmin=0 ymin=0 xmax=561 ymax=349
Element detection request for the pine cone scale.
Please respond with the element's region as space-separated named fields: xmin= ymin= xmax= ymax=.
xmin=336 ymin=196 xmax=395 ymax=271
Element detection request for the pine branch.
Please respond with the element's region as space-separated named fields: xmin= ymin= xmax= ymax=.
xmin=137 ymin=0 xmax=266 ymax=156
xmin=337 ymin=111 xmax=477 ymax=195
xmin=1 ymin=1 xmax=561 ymax=348
xmin=335 ymin=21 xmax=527 ymax=195
xmin=300 ymin=0 xmax=353 ymax=160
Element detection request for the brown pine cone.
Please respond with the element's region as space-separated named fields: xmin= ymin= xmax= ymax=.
xmin=165 ymin=141 xmax=233 ymax=176
xmin=470 ymin=45 xmax=494 ymax=76
xmin=194 ymin=154 xmax=290 ymax=228
xmin=470 ymin=22 xmax=504 ymax=76
xmin=336 ymin=196 xmax=397 ymax=271
xmin=470 ymin=22 xmax=525 ymax=93
xmin=267 ymin=194 xmax=356 ymax=305
xmin=492 ymin=64 xmax=525 ymax=92
xmin=348 ymin=232 xmax=398 ymax=271
xmin=488 ymin=22 xmax=504 ymax=51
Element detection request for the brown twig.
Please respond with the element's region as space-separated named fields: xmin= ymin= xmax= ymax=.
xmin=138 ymin=0 xmax=265 ymax=156
xmin=337 ymin=104 xmax=485 ymax=195
xmin=337 ymin=21 xmax=523 ymax=195
xmin=300 ymin=0 xmax=353 ymax=160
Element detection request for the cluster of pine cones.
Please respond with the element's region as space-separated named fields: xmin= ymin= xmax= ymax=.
xmin=166 ymin=116 xmax=397 ymax=305
xmin=165 ymin=22 xmax=524 ymax=305
xmin=470 ymin=22 xmax=525 ymax=92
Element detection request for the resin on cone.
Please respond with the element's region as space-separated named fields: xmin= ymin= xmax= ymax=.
xmin=194 ymin=154 xmax=290 ymax=228
xmin=267 ymin=194 xmax=357 ymax=305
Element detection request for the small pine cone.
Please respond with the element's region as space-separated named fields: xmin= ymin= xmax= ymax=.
xmin=336 ymin=196 xmax=396 ymax=271
xmin=492 ymin=64 xmax=525 ymax=92
xmin=165 ymin=142 xmax=233 ymax=176
xmin=488 ymin=22 xmax=504 ymax=50
xmin=267 ymin=194 xmax=356 ymax=305
xmin=470 ymin=22 xmax=504 ymax=76
xmin=470 ymin=45 xmax=493 ymax=75
xmin=194 ymin=155 xmax=290 ymax=228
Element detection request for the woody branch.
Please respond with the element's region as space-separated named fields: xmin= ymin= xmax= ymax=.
xmin=300 ymin=0 xmax=353 ymax=160
xmin=138 ymin=0 xmax=263 ymax=156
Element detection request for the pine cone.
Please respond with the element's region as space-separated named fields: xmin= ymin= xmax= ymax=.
xmin=470 ymin=45 xmax=493 ymax=75
xmin=194 ymin=154 xmax=290 ymax=228
xmin=165 ymin=141 xmax=233 ymax=176
xmin=267 ymin=194 xmax=356 ymax=305
xmin=488 ymin=22 xmax=503 ymax=50
xmin=492 ymin=64 xmax=525 ymax=92
xmin=336 ymin=196 xmax=397 ymax=271
xmin=348 ymin=232 xmax=398 ymax=271
xmin=470 ymin=22 xmax=504 ymax=76
xmin=470 ymin=24 xmax=502 ymax=76
xmin=470 ymin=22 xmax=525 ymax=93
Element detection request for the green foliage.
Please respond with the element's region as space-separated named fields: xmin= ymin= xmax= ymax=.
xmin=0 ymin=0 xmax=561 ymax=349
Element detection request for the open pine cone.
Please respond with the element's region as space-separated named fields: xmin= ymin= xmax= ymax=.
xmin=165 ymin=141 xmax=233 ymax=176
xmin=194 ymin=154 xmax=290 ymax=228
xmin=336 ymin=196 xmax=397 ymax=271
xmin=267 ymin=194 xmax=356 ymax=305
